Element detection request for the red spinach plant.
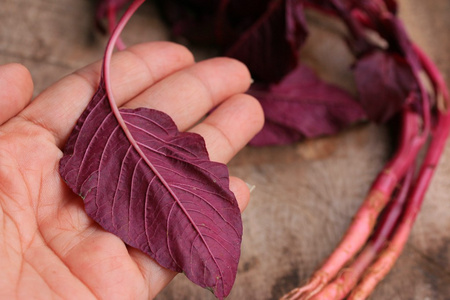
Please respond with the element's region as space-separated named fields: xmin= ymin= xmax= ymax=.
xmin=90 ymin=0 xmax=450 ymax=299
xmin=60 ymin=1 xmax=242 ymax=299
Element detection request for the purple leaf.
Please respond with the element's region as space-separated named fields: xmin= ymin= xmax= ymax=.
xmin=156 ymin=0 xmax=223 ymax=45
xmin=59 ymin=80 xmax=242 ymax=299
xmin=61 ymin=2 xmax=242 ymax=298
xmin=156 ymin=0 xmax=274 ymax=47
xmin=249 ymin=65 xmax=366 ymax=146
xmin=354 ymin=50 xmax=418 ymax=123
xmin=225 ymin=0 xmax=308 ymax=83
xmin=157 ymin=0 xmax=308 ymax=82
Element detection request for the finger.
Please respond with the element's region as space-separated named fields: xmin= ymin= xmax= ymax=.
xmin=190 ymin=93 xmax=264 ymax=163
xmin=229 ymin=176 xmax=252 ymax=212
xmin=122 ymin=57 xmax=252 ymax=131
xmin=19 ymin=42 xmax=195 ymax=147
xmin=127 ymin=247 xmax=177 ymax=299
xmin=0 ymin=63 xmax=33 ymax=125
xmin=129 ymin=176 xmax=253 ymax=298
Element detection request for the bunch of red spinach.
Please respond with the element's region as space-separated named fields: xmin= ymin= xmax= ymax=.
xmin=90 ymin=0 xmax=450 ymax=299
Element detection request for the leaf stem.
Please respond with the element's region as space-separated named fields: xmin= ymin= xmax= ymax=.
xmin=102 ymin=0 xmax=181 ymax=203
xmin=103 ymin=0 xmax=145 ymax=142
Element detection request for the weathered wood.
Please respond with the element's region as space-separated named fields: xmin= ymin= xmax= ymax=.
xmin=1 ymin=1 xmax=449 ymax=299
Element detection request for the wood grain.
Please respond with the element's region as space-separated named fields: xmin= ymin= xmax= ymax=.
xmin=1 ymin=1 xmax=449 ymax=299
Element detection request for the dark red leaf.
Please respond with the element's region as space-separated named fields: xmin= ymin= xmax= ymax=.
xmin=354 ymin=50 xmax=418 ymax=123
xmin=59 ymin=80 xmax=242 ymax=300
xmin=156 ymin=0 xmax=274 ymax=47
xmin=225 ymin=0 xmax=308 ymax=83
xmin=155 ymin=0 xmax=222 ymax=45
xmin=156 ymin=0 xmax=308 ymax=82
xmin=249 ymin=65 xmax=366 ymax=146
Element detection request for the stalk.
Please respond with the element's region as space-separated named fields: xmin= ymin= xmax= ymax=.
xmin=413 ymin=43 xmax=449 ymax=108
xmin=309 ymin=167 xmax=414 ymax=300
xmin=348 ymin=110 xmax=450 ymax=299
xmin=281 ymin=111 xmax=424 ymax=300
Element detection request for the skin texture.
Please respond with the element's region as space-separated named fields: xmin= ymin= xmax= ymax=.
xmin=0 ymin=42 xmax=264 ymax=299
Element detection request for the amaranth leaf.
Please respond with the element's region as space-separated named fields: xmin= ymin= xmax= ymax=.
xmin=354 ymin=50 xmax=418 ymax=123
xmin=60 ymin=1 xmax=242 ymax=298
xmin=249 ymin=65 xmax=366 ymax=146
xmin=59 ymin=78 xmax=242 ymax=299
xmin=225 ymin=0 xmax=308 ymax=83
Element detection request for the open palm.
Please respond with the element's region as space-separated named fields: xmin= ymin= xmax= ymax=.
xmin=0 ymin=42 xmax=263 ymax=299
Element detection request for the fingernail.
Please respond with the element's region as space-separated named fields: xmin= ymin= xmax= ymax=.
xmin=250 ymin=78 xmax=255 ymax=84
xmin=246 ymin=182 xmax=256 ymax=193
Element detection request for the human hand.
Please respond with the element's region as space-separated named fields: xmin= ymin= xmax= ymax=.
xmin=0 ymin=42 xmax=263 ymax=299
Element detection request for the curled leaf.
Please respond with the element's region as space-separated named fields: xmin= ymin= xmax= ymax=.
xmin=249 ymin=65 xmax=366 ymax=146
xmin=226 ymin=0 xmax=308 ymax=83
xmin=354 ymin=50 xmax=418 ymax=123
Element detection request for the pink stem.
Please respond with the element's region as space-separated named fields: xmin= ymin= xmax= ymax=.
xmin=281 ymin=7 xmax=445 ymax=300
xmin=311 ymin=110 xmax=421 ymax=270
xmin=309 ymin=167 xmax=414 ymax=300
xmin=413 ymin=43 xmax=450 ymax=105
xmin=370 ymin=167 xmax=414 ymax=252
xmin=103 ymin=0 xmax=167 ymax=189
xmin=316 ymin=44 xmax=450 ymax=300
xmin=348 ymin=110 xmax=450 ymax=300
xmin=281 ymin=110 xmax=424 ymax=300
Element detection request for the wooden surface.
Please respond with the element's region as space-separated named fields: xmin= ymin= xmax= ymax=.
xmin=1 ymin=1 xmax=450 ymax=299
